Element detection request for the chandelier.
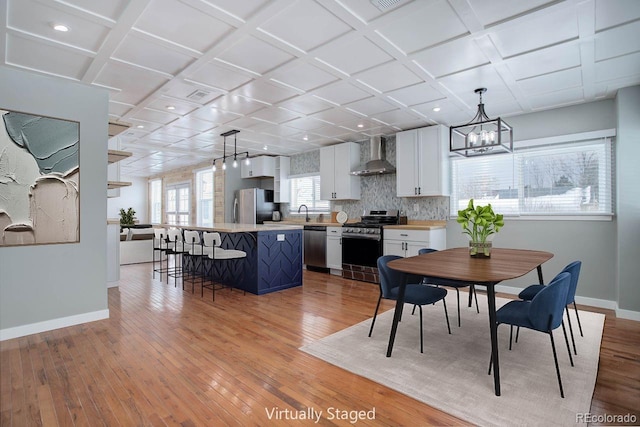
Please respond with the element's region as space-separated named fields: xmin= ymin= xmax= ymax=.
xmin=449 ymin=88 xmax=513 ymax=157
xmin=212 ymin=129 xmax=250 ymax=172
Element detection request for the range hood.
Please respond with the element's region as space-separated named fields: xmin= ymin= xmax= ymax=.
xmin=350 ymin=136 xmax=396 ymax=176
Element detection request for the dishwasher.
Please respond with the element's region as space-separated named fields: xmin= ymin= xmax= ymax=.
xmin=303 ymin=225 xmax=327 ymax=270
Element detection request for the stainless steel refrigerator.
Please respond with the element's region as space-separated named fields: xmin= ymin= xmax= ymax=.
xmin=234 ymin=188 xmax=278 ymax=224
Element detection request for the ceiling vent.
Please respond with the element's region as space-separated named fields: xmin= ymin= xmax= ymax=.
xmin=187 ymin=89 xmax=211 ymax=101
xmin=370 ymin=0 xmax=404 ymax=11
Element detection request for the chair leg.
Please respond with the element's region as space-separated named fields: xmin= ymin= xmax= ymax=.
xmin=455 ymin=288 xmax=461 ymax=327
xmin=411 ymin=304 xmax=417 ymax=315
xmin=573 ymin=302 xmax=584 ymax=337
xmin=368 ymin=293 xmax=382 ymax=337
xmin=509 ymin=325 xmax=513 ymax=351
xmin=442 ymin=298 xmax=451 ymax=335
xmin=565 ymin=306 xmax=577 ymax=355
xmin=561 ymin=321 xmax=574 ymax=367
xmin=419 ymin=306 xmax=424 ymax=353
xmin=472 ymin=284 xmax=479 ymax=313
xmin=548 ymin=330 xmax=565 ymax=398
xmin=515 ymin=326 xmax=520 ymax=343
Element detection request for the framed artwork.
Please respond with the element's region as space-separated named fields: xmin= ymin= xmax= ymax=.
xmin=0 ymin=109 xmax=80 ymax=246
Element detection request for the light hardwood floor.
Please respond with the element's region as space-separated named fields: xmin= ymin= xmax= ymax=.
xmin=1 ymin=263 xmax=639 ymax=426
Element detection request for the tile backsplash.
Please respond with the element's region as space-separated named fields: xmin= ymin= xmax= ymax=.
xmin=285 ymin=136 xmax=450 ymax=221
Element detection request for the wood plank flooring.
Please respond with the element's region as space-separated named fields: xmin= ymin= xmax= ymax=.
xmin=1 ymin=263 xmax=638 ymax=426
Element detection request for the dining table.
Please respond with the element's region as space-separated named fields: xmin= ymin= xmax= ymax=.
xmin=387 ymin=247 xmax=554 ymax=396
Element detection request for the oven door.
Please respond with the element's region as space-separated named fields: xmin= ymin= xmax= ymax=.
xmin=342 ymin=235 xmax=382 ymax=268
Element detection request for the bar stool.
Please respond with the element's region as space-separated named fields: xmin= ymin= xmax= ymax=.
xmin=153 ymin=228 xmax=169 ymax=281
xmin=166 ymin=228 xmax=189 ymax=287
xmin=183 ymin=230 xmax=209 ymax=293
xmin=201 ymin=231 xmax=247 ymax=301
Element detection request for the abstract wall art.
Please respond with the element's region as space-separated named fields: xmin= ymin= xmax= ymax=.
xmin=0 ymin=109 xmax=80 ymax=246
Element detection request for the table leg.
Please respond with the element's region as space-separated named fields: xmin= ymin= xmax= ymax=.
xmin=386 ymin=278 xmax=407 ymax=357
xmin=537 ymin=265 xmax=544 ymax=284
xmin=487 ymin=283 xmax=501 ymax=396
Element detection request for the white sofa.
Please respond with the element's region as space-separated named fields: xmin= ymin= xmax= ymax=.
xmin=120 ymin=227 xmax=154 ymax=264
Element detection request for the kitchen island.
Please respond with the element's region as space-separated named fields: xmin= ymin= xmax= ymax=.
xmin=166 ymin=223 xmax=303 ymax=295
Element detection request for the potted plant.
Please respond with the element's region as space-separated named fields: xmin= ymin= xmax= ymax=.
xmin=456 ymin=199 xmax=504 ymax=258
xmin=119 ymin=207 xmax=136 ymax=226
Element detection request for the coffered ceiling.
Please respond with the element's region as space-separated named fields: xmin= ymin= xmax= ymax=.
xmin=2 ymin=0 xmax=640 ymax=177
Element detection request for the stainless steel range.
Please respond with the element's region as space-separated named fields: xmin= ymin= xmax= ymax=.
xmin=342 ymin=209 xmax=402 ymax=283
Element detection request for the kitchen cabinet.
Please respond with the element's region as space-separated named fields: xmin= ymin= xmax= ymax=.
xmin=274 ymin=156 xmax=290 ymax=203
xmin=383 ymin=228 xmax=446 ymax=258
xmin=326 ymin=226 xmax=342 ymax=273
xmin=396 ymin=124 xmax=450 ymax=197
xmin=320 ymin=142 xmax=360 ymax=200
xmin=242 ymin=155 xmax=275 ymax=178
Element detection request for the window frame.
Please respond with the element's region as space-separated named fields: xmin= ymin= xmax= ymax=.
xmin=149 ymin=178 xmax=162 ymax=224
xmin=449 ymin=129 xmax=615 ymax=221
xmin=166 ymin=181 xmax=190 ymax=225
xmin=288 ymin=173 xmax=330 ymax=215
xmin=194 ymin=167 xmax=214 ymax=227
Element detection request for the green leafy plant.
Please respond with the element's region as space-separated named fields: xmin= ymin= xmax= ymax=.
xmin=119 ymin=207 xmax=136 ymax=226
xmin=456 ymin=199 xmax=504 ymax=244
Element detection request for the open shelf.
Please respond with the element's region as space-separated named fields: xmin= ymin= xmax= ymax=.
xmin=107 ymin=181 xmax=132 ymax=190
xmin=108 ymin=149 xmax=133 ymax=164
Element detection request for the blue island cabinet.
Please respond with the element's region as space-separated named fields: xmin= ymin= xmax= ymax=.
xmin=214 ymin=228 xmax=303 ymax=295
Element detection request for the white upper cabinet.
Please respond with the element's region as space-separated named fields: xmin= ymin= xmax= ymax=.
xmin=320 ymin=142 xmax=361 ymax=200
xmin=241 ymin=155 xmax=275 ymax=178
xmin=274 ymin=156 xmax=290 ymax=203
xmin=396 ymin=125 xmax=450 ymax=197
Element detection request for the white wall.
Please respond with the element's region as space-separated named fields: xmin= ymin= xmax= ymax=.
xmin=107 ymin=176 xmax=149 ymax=223
xmin=615 ymin=86 xmax=640 ymax=314
xmin=0 ymin=66 xmax=109 ymax=339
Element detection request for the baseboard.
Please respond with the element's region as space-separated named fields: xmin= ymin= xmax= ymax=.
xmin=493 ymin=284 xmax=639 ymax=321
xmin=0 ymin=309 xmax=109 ymax=341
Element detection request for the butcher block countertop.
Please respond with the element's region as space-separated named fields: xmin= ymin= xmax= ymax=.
xmin=384 ymin=220 xmax=447 ymax=230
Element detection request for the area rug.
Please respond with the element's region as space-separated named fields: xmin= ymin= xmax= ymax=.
xmin=300 ymin=293 xmax=605 ymax=427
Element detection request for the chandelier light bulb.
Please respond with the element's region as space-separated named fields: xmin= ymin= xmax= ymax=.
xmin=212 ymin=162 xmax=217 ymax=172
xmin=222 ymin=161 xmax=226 ymax=171
xmin=245 ymin=157 xmax=251 ymax=166
xmin=233 ymin=158 xmax=238 ymax=168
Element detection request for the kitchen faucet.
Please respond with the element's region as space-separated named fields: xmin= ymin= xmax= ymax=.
xmin=298 ymin=204 xmax=310 ymax=222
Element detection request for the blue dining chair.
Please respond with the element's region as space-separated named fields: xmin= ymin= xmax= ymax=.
xmin=517 ymin=261 xmax=582 ymax=355
xmin=418 ymin=248 xmax=479 ymax=327
xmin=491 ymin=272 xmax=572 ymax=398
xmin=369 ymin=255 xmax=451 ymax=353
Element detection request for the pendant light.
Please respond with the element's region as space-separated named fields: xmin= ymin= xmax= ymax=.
xmin=212 ymin=130 xmax=250 ymax=172
xmin=449 ymin=88 xmax=513 ymax=157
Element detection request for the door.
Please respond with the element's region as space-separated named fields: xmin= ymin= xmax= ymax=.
xmin=383 ymin=239 xmax=405 ymax=257
xmin=326 ymin=235 xmax=342 ymax=269
xmin=319 ymin=146 xmax=335 ymax=200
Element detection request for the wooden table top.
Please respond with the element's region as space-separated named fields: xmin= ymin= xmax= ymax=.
xmin=388 ymin=247 xmax=554 ymax=284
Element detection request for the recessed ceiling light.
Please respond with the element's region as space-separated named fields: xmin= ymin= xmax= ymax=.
xmin=303 ymin=135 xmax=309 ymax=141
xmin=357 ymin=124 xmax=364 ymax=128
xmin=433 ymin=107 xmax=441 ymax=112
xmin=263 ymin=145 xmax=268 ymax=151
xmin=166 ymin=105 xmax=176 ymax=110
xmin=52 ymin=24 xmax=69 ymax=32
xmin=136 ymin=125 xmax=145 ymax=129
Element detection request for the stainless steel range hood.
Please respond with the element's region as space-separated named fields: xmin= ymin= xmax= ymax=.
xmin=350 ymin=136 xmax=396 ymax=176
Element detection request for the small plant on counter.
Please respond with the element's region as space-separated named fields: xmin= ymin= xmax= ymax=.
xmin=456 ymin=199 xmax=504 ymax=257
xmin=119 ymin=207 xmax=136 ymax=226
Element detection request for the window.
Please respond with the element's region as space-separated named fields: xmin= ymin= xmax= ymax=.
xmin=166 ymin=182 xmax=190 ymax=225
xmin=195 ymin=168 xmax=214 ymax=227
xmin=289 ymin=174 xmax=330 ymax=213
xmin=451 ymin=134 xmax=614 ymax=218
xmin=149 ymin=179 xmax=162 ymax=224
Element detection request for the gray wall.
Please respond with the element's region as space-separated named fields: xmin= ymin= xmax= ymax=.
xmin=615 ymin=86 xmax=640 ymax=313
xmin=0 ymin=66 xmax=109 ymax=335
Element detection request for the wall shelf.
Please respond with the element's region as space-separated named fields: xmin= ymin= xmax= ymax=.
xmin=108 ymin=149 xmax=132 ymax=164
xmin=107 ymin=181 xmax=132 ymax=190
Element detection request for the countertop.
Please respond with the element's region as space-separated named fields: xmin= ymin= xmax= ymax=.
xmin=159 ymin=222 xmax=303 ymax=233
xmin=384 ymin=220 xmax=447 ymax=230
